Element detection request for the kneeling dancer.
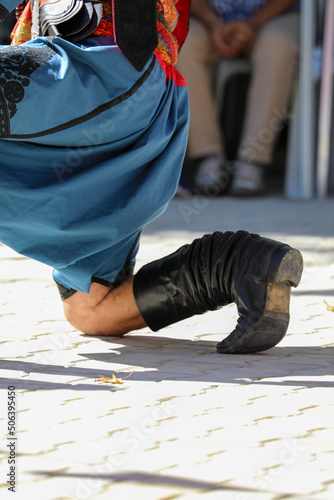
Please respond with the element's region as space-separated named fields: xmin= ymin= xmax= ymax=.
xmin=0 ymin=0 xmax=303 ymax=353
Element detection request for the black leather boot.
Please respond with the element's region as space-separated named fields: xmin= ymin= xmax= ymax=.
xmin=133 ymin=231 xmax=303 ymax=354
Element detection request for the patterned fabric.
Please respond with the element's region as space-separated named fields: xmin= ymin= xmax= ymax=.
xmin=0 ymin=43 xmax=54 ymax=129
xmin=10 ymin=0 xmax=180 ymax=65
xmin=155 ymin=0 xmax=179 ymax=65
xmin=208 ymin=0 xmax=300 ymax=23
xmin=92 ymin=1 xmax=113 ymax=37
xmin=10 ymin=0 xmax=31 ymax=46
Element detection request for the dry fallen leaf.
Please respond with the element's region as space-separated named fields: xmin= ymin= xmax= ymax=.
xmin=95 ymin=371 xmax=134 ymax=385
xmin=324 ymin=299 xmax=334 ymax=312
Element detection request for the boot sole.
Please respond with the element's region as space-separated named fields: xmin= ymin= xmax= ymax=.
xmin=216 ymin=246 xmax=303 ymax=354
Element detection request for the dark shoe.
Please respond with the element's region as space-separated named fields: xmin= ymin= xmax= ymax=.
xmin=191 ymin=154 xmax=230 ymax=196
xmin=133 ymin=231 xmax=303 ymax=354
xmin=216 ymin=240 xmax=303 ymax=353
xmin=230 ymin=160 xmax=266 ymax=197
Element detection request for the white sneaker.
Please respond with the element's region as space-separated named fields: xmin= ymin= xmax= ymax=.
xmin=192 ymin=154 xmax=230 ymax=196
xmin=230 ymin=160 xmax=265 ymax=196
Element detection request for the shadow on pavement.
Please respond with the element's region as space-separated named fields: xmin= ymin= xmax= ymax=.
xmin=1 ymin=337 xmax=333 ymax=390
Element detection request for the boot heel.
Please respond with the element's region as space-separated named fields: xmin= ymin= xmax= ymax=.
xmin=268 ymin=247 xmax=303 ymax=288
xmin=265 ymin=247 xmax=303 ymax=314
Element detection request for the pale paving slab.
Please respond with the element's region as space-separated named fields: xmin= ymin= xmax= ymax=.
xmin=0 ymin=197 xmax=334 ymax=500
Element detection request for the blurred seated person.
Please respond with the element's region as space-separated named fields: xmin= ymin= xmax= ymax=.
xmin=177 ymin=0 xmax=300 ymax=196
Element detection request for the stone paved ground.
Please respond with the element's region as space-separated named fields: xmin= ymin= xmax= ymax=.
xmin=0 ymin=196 xmax=333 ymax=500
